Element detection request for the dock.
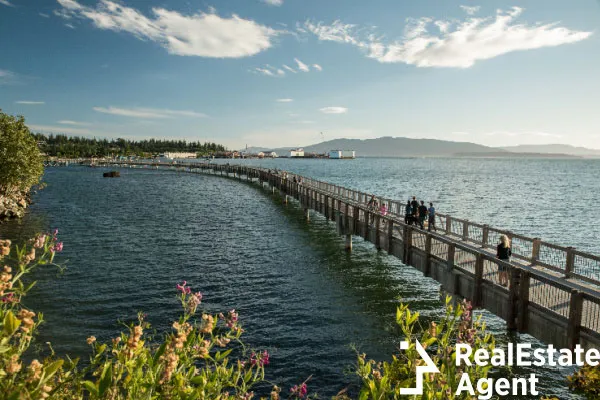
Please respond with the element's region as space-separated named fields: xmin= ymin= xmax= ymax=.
xmin=90 ymin=160 xmax=600 ymax=350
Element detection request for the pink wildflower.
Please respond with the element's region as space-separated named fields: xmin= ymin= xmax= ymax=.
xmin=290 ymin=383 xmax=308 ymax=398
xmin=2 ymin=293 xmax=16 ymax=303
xmin=186 ymin=291 xmax=202 ymax=314
xmin=52 ymin=242 xmax=63 ymax=253
xmin=176 ymin=281 xmax=190 ymax=294
xmin=250 ymin=350 xmax=270 ymax=367
xmin=226 ymin=309 xmax=239 ymax=328
xmin=33 ymin=234 xmax=46 ymax=249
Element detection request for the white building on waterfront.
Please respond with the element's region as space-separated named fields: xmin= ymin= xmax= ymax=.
xmin=328 ymin=150 xmax=356 ymax=159
xmin=287 ymin=148 xmax=304 ymax=158
xmin=161 ymin=152 xmax=197 ymax=159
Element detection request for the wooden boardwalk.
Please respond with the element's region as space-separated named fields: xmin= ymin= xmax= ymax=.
xmin=93 ymin=160 xmax=600 ymax=350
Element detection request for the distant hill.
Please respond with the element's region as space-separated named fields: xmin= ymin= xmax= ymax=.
xmin=254 ymin=137 xmax=503 ymax=157
xmin=499 ymin=144 xmax=600 ymax=157
xmin=455 ymin=151 xmax=582 ymax=159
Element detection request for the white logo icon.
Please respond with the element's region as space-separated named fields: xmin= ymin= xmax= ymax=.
xmin=399 ymin=339 xmax=440 ymax=395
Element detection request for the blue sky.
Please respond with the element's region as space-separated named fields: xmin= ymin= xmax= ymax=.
xmin=1 ymin=0 xmax=599 ymax=149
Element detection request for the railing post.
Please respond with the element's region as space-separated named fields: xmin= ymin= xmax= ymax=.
xmin=565 ymin=247 xmax=575 ymax=278
xmin=375 ymin=215 xmax=381 ymax=250
xmin=324 ymin=195 xmax=329 ymax=220
xmin=482 ymin=225 xmax=489 ymax=248
xmin=531 ymin=238 xmax=541 ymax=264
xmin=387 ymin=219 xmax=394 ymax=255
xmin=517 ymin=271 xmax=530 ymax=332
xmin=445 ymin=216 xmax=452 ymax=235
xmin=567 ymin=290 xmax=584 ymax=350
xmin=507 ymin=266 xmax=520 ymax=330
xmin=363 ymin=210 xmax=370 ymax=240
xmin=403 ymin=225 xmax=413 ymax=264
xmin=473 ymin=253 xmax=484 ymax=307
xmin=462 ymin=220 xmax=469 ymax=242
xmin=424 ymin=233 xmax=432 ymax=277
xmin=447 ymin=243 xmax=456 ymax=271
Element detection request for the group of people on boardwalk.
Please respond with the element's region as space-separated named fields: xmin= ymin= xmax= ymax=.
xmin=405 ymin=196 xmax=436 ymax=231
xmin=366 ymin=195 xmax=389 ymax=216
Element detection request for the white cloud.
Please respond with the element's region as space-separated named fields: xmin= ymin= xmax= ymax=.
xmin=460 ymin=5 xmax=481 ymax=16
xmin=0 ymin=0 xmax=14 ymax=7
xmin=54 ymin=0 xmax=278 ymax=58
xmin=39 ymin=13 xmax=51 ymax=18
xmin=16 ymin=101 xmax=45 ymax=105
xmin=65 ymin=23 xmax=76 ymax=29
xmin=0 ymin=69 xmax=16 ymax=85
xmin=262 ymin=0 xmax=283 ymax=6
xmin=294 ymin=58 xmax=310 ymax=72
xmin=276 ymin=98 xmax=293 ymax=102
xmin=28 ymin=124 xmax=92 ymax=135
xmin=254 ymin=59 xmax=321 ymax=77
xmin=303 ymin=7 xmax=592 ymax=68
xmin=254 ymin=67 xmax=274 ymax=76
xmin=320 ymin=106 xmax=348 ymax=114
xmin=93 ymin=106 xmax=207 ymax=119
xmin=58 ymin=120 xmax=91 ymax=126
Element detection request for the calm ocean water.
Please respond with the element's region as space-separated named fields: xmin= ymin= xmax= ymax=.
xmin=2 ymin=157 xmax=598 ymax=399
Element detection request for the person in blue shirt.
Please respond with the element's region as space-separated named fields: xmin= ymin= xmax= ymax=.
xmin=428 ymin=202 xmax=436 ymax=232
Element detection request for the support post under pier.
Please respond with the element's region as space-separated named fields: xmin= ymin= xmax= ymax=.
xmin=345 ymin=234 xmax=352 ymax=252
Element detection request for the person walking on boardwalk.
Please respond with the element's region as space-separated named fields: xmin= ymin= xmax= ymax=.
xmin=418 ymin=201 xmax=428 ymax=229
xmin=428 ymin=202 xmax=436 ymax=232
xmin=367 ymin=195 xmax=376 ymax=210
xmin=496 ymin=234 xmax=512 ymax=287
xmin=405 ymin=200 xmax=412 ymax=225
xmin=411 ymin=196 xmax=419 ymax=217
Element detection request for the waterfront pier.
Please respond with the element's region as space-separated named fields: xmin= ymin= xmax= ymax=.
xmin=92 ymin=160 xmax=600 ymax=350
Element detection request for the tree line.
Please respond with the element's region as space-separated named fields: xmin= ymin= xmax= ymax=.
xmin=33 ymin=133 xmax=228 ymax=158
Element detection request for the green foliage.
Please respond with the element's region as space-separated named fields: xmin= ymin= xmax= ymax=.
xmin=569 ymin=364 xmax=600 ymax=399
xmin=353 ymin=297 xmax=496 ymax=399
xmin=0 ymin=110 xmax=44 ymax=194
xmin=33 ymin=133 xmax=228 ymax=158
xmin=0 ymin=234 xmax=275 ymax=400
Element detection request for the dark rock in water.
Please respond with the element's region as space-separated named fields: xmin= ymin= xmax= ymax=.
xmin=103 ymin=171 xmax=120 ymax=178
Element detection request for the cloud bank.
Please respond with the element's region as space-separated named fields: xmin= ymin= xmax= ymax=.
xmin=93 ymin=106 xmax=207 ymax=119
xmin=303 ymin=7 xmax=592 ymax=68
xmin=55 ymin=0 xmax=278 ymax=58
xmin=16 ymin=101 xmax=45 ymax=105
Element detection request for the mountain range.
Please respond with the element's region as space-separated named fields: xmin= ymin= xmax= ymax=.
xmin=244 ymin=137 xmax=600 ymax=158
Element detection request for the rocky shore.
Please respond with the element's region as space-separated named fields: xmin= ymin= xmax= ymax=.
xmin=0 ymin=190 xmax=31 ymax=222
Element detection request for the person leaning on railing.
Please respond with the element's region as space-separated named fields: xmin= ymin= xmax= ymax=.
xmin=497 ymin=234 xmax=512 ymax=287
